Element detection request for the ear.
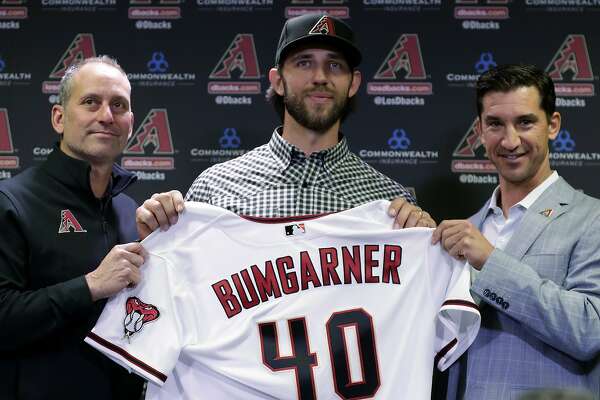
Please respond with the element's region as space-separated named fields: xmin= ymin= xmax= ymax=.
xmin=128 ymin=111 xmax=135 ymax=140
xmin=51 ymin=104 xmax=65 ymax=135
xmin=268 ymin=68 xmax=284 ymax=96
xmin=348 ymin=70 xmax=362 ymax=98
xmin=547 ymin=111 xmax=561 ymax=141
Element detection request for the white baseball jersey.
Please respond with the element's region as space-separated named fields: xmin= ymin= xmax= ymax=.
xmin=86 ymin=201 xmax=480 ymax=400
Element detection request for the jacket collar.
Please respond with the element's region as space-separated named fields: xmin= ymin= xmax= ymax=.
xmin=472 ymin=177 xmax=575 ymax=259
xmin=43 ymin=144 xmax=137 ymax=198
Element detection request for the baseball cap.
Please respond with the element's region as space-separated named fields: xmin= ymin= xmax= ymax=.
xmin=275 ymin=14 xmax=362 ymax=68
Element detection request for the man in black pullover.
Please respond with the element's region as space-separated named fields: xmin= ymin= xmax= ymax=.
xmin=0 ymin=56 xmax=145 ymax=399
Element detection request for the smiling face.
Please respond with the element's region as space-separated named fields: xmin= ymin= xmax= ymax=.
xmin=477 ymin=86 xmax=561 ymax=191
xmin=51 ymin=62 xmax=133 ymax=166
xmin=270 ymin=44 xmax=361 ymax=133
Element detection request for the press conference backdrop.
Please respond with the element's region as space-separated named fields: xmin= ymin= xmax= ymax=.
xmin=0 ymin=1 xmax=598 ymax=220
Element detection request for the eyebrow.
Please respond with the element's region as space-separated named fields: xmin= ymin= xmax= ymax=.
xmin=289 ymin=51 xmax=345 ymax=62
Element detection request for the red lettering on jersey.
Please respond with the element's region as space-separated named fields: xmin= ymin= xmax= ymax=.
xmin=364 ymin=245 xmax=380 ymax=283
xmin=232 ymin=270 xmax=260 ymax=310
xmin=300 ymin=251 xmax=322 ymax=290
xmin=212 ymin=280 xmax=242 ymax=318
xmin=125 ymin=109 xmax=174 ymax=154
xmin=342 ymin=245 xmax=362 ymax=284
xmin=374 ymin=34 xmax=427 ymax=80
xmin=49 ymin=34 xmax=96 ymax=79
xmin=252 ymin=263 xmax=282 ymax=302
xmin=320 ymin=247 xmax=342 ymax=286
xmin=382 ymin=245 xmax=402 ymax=284
xmin=0 ymin=109 xmax=14 ymax=153
xmin=276 ymin=256 xmax=299 ymax=295
xmin=547 ymin=35 xmax=593 ymax=81
xmin=209 ymin=34 xmax=260 ymax=80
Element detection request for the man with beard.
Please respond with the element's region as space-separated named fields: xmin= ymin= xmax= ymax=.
xmin=136 ymin=14 xmax=434 ymax=237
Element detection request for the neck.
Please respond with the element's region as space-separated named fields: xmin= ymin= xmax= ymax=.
xmin=498 ymin=163 xmax=553 ymax=216
xmin=281 ymin=114 xmax=340 ymax=155
xmin=89 ymin=164 xmax=112 ymax=199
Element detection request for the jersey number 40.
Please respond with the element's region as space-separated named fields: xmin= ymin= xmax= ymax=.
xmin=259 ymin=308 xmax=380 ymax=400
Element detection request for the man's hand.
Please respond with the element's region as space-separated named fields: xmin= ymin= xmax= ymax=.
xmin=431 ymin=220 xmax=494 ymax=269
xmin=136 ymin=190 xmax=185 ymax=240
xmin=85 ymin=242 xmax=146 ymax=301
xmin=388 ymin=197 xmax=436 ymax=229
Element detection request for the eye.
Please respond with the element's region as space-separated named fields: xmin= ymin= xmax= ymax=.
xmin=83 ymin=97 xmax=96 ymax=106
xmin=296 ymin=59 xmax=311 ymax=68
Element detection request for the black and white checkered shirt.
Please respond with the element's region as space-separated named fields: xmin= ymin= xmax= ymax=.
xmin=185 ymin=128 xmax=416 ymax=217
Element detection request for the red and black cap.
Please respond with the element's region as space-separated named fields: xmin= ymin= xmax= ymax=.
xmin=275 ymin=14 xmax=362 ymax=68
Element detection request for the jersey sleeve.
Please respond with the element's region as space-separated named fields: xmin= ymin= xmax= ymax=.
xmin=85 ymin=252 xmax=196 ymax=386
xmin=430 ymin=246 xmax=481 ymax=371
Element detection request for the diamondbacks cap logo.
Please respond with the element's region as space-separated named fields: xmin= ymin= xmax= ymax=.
xmin=125 ymin=109 xmax=174 ymax=155
xmin=309 ymin=15 xmax=335 ymax=36
xmin=123 ymin=297 xmax=160 ymax=340
xmin=49 ymin=34 xmax=96 ymax=79
xmin=547 ymin=35 xmax=593 ymax=81
xmin=58 ymin=209 xmax=87 ymax=234
xmin=210 ymin=34 xmax=260 ymax=80
xmin=375 ymin=34 xmax=426 ymax=80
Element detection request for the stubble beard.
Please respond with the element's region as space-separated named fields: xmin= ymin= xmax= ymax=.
xmin=282 ymin=79 xmax=349 ymax=134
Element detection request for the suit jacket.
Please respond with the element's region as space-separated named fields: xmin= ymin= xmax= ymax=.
xmin=447 ymin=177 xmax=600 ymax=400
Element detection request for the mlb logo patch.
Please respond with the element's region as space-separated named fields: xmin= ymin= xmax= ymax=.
xmin=285 ymin=223 xmax=306 ymax=236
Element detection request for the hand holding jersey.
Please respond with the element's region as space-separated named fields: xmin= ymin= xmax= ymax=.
xmin=431 ymin=220 xmax=494 ymax=269
xmin=87 ymin=200 xmax=480 ymax=399
xmin=85 ymin=242 xmax=146 ymax=301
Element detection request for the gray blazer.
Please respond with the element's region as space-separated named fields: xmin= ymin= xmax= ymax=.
xmin=447 ymin=177 xmax=600 ymax=400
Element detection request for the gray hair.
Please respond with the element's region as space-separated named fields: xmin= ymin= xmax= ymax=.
xmin=58 ymin=55 xmax=127 ymax=106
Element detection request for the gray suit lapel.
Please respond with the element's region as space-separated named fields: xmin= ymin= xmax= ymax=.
xmin=503 ymin=178 xmax=574 ymax=259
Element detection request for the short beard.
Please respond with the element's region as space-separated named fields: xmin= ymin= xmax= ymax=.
xmin=282 ymin=77 xmax=350 ymax=134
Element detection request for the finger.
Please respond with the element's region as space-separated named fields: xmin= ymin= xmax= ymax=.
xmin=120 ymin=242 xmax=144 ymax=254
xmin=123 ymin=252 xmax=145 ymax=268
xmin=442 ymin=230 xmax=465 ymax=254
xmin=153 ymin=192 xmax=180 ymax=225
xmin=404 ymin=208 xmax=422 ymax=228
xmin=417 ymin=213 xmax=436 ymax=228
xmin=431 ymin=221 xmax=448 ymax=244
xmin=170 ymin=190 xmax=185 ymax=213
xmin=387 ymin=197 xmax=407 ymax=217
xmin=393 ymin=204 xmax=416 ymax=229
xmin=127 ymin=266 xmax=141 ymax=287
xmin=145 ymin=196 xmax=171 ymax=230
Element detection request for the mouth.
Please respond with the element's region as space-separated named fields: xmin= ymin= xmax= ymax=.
xmin=90 ymin=130 xmax=118 ymax=137
xmin=498 ymin=153 xmax=526 ymax=161
xmin=306 ymin=91 xmax=334 ymax=103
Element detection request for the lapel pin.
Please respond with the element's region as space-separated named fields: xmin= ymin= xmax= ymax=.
xmin=540 ymin=208 xmax=553 ymax=218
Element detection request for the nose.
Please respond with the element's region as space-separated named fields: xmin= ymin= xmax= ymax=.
xmin=96 ymin=102 xmax=114 ymax=124
xmin=502 ymin=125 xmax=521 ymax=150
xmin=312 ymin=64 xmax=328 ymax=85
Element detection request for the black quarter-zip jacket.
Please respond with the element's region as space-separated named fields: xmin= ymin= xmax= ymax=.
xmin=0 ymin=147 xmax=143 ymax=399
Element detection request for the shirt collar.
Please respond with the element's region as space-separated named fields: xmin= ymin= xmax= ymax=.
xmin=267 ymin=127 xmax=350 ymax=173
xmin=43 ymin=143 xmax=137 ymax=198
xmin=486 ymin=171 xmax=559 ymax=215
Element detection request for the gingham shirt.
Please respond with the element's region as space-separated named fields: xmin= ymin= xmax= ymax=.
xmin=185 ymin=128 xmax=416 ymax=217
